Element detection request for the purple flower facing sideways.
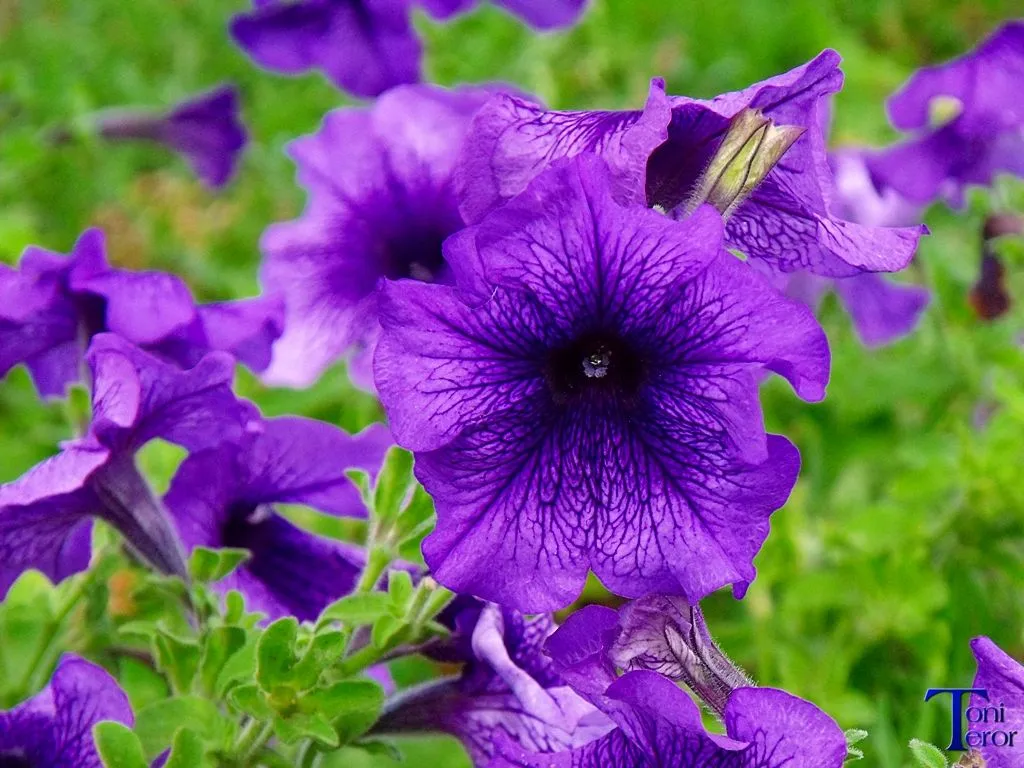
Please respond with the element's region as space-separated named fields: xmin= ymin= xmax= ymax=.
xmin=230 ymin=0 xmax=420 ymax=99
xmin=0 ymin=334 xmax=249 ymax=598
xmin=458 ymin=50 xmax=925 ymax=277
xmin=374 ymin=599 xmax=612 ymax=765
xmin=0 ymin=655 xmax=133 ymax=768
xmin=866 ymin=21 xmax=1024 ymax=207
xmin=492 ymin=605 xmax=847 ymax=768
xmin=421 ymin=0 xmax=589 ymax=29
xmin=261 ymin=84 xmax=508 ymax=388
xmin=376 ymin=155 xmax=830 ymax=612
xmin=95 ymin=85 xmax=247 ymax=188
xmin=776 ymin=150 xmax=930 ymax=346
xmin=166 ymin=416 xmax=392 ymax=621
xmin=970 ymin=637 xmax=1024 ymax=767
xmin=0 ymin=228 xmax=282 ymax=398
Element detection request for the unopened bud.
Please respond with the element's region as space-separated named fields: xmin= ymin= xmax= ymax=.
xmin=686 ymin=108 xmax=804 ymax=220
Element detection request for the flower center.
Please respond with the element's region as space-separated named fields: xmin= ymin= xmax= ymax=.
xmin=545 ymin=331 xmax=645 ymax=402
xmin=383 ymin=225 xmax=451 ymax=283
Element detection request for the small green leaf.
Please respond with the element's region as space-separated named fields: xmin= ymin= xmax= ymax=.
xmin=196 ymin=625 xmax=247 ymax=696
xmin=388 ymin=570 xmax=414 ymax=611
xmin=153 ymin=630 xmax=201 ymax=694
xmin=909 ymin=739 xmax=948 ymax=768
xmin=216 ymin=634 xmax=258 ymax=697
xmin=274 ymin=712 xmax=339 ymax=747
xmin=345 ymin=468 xmax=373 ymax=509
xmin=291 ymin=630 xmax=347 ymax=690
xmin=321 ymin=680 xmax=385 ymax=745
xmin=224 ymin=590 xmax=246 ymax=624
xmin=164 ymin=728 xmax=210 ymax=768
xmin=188 ymin=547 xmax=251 ymax=583
xmin=94 ymin=721 xmax=147 ymax=768
xmin=228 ymin=683 xmax=276 ymax=720
xmin=371 ymin=614 xmax=408 ymax=650
xmin=373 ymin=447 xmax=415 ymax=525
xmin=355 ymin=739 xmax=403 ymax=761
xmin=134 ymin=696 xmax=227 ymax=759
xmin=256 ymin=617 xmax=300 ymax=690
xmin=320 ymin=592 xmax=394 ymax=625
xmin=844 ymin=729 xmax=869 ymax=746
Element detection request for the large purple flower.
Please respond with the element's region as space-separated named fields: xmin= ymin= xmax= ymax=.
xmin=776 ymin=150 xmax=930 ymax=346
xmin=375 ymin=155 xmax=829 ymax=612
xmin=457 ymin=51 xmax=924 ymax=277
xmin=491 ymin=605 xmax=847 ymax=768
xmin=0 ymin=228 xmax=282 ymax=398
xmin=0 ymin=654 xmax=133 ymax=768
xmin=866 ymin=21 xmax=1024 ymax=206
xmin=95 ymin=85 xmax=247 ymax=189
xmin=260 ymin=84 xmax=507 ymax=388
xmin=420 ymin=0 xmax=589 ymax=29
xmin=166 ymin=416 xmax=392 ymax=621
xmin=0 ymin=334 xmax=249 ymax=598
xmin=230 ymin=0 xmax=420 ymax=98
xmin=969 ymin=637 xmax=1024 ymax=767
xmin=374 ymin=599 xmax=611 ymax=764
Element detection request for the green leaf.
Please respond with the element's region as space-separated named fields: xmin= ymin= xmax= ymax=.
xmin=228 ymin=683 xmax=276 ymax=720
xmin=216 ymin=634 xmax=258 ymax=697
xmin=196 ymin=625 xmax=247 ymax=696
xmin=320 ymin=680 xmax=385 ymax=745
xmin=355 ymin=738 xmax=403 ymax=761
xmin=256 ymin=617 xmax=299 ymax=690
xmin=371 ymin=614 xmax=408 ymax=650
xmin=320 ymin=592 xmax=394 ymax=626
xmin=164 ymin=728 xmax=210 ymax=768
xmin=224 ymin=590 xmax=246 ymax=624
xmin=844 ymin=729 xmax=869 ymax=746
xmin=388 ymin=570 xmax=414 ymax=611
xmin=909 ymin=739 xmax=948 ymax=768
xmin=291 ymin=629 xmax=347 ymax=690
xmin=373 ymin=447 xmax=415 ymax=525
xmin=94 ymin=721 xmax=147 ymax=768
xmin=153 ymin=630 xmax=201 ymax=694
xmin=187 ymin=547 xmax=251 ymax=583
xmin=273 ymin=712 xmax=339 ymax=747
xmin=134 ymin=696 xmax=227 ymax=759
xmin=344 ymin=468 xmax=373 ymax=509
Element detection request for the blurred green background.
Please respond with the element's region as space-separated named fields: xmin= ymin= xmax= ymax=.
xmin=2 ymin=1 xmax=1023 ymax=766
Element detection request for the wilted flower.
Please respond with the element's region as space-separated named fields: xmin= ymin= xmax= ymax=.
xmin=93 ymin=85 xmax=247 ymax=189
xmin=0 ymin=334 xmax=249 ymax=597
xmin=866 ymin=21 xmax=1024 ymax=207
xmin=230 ymin=0 xmax=421 ymax=98
xmin=376 ymin=155 xmax=829 ymax=611
xmin=0 ymin=228 xmax=281 ymax=398
xmin=491 ymin=605 xmax=848 ymax=768
xmin=261 ymin=84 xmax=511 ymax=388
xmin=458 ymin=51 xmax=925 ymax=277
xmin=0 ymin=655 xmax=133 ymax=768
xmin=969 ymin=637 xmax=1023 ymax=767
xmin=374 ymin=599 xmax=610 ymax=764
xmin=421 ymin=0 xmax=589 ymax=29
xmin=166 ymin=416 xmax=392 ymax=620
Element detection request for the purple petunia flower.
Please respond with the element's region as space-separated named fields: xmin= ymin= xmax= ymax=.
xmin=166 ymin=415 xmax=392 ymax=621
xmin=374 ymin=599 xmax=611 ymax=764
xmin=491 ymin=605 xmax=847 ymax=768
xmin=774 ymin=150 xmax=930 ymax=346
xmin=866 ymin=21 xmax=1024 ymax=207
xmin=420 ymin=0 xmax=589 ymax=29
xmin=230 ymin=0 xmax=421 ymax=99
xmin=0 ymin=228 xmax=282 ymax=398
xmin=375 ymin=155 xmax=829 ymax=612
xmin=969 ymin=637 xmax=1024 ymax=767
xmin=0 ymin=334 xmax=250 ymax=598
xmin=260 ymin=83 xmax=510 ymax=388
xmin=457 ymin=50 xmax=925 ymax=277
xmin=0 ymin=654 xmax=133 ymax=768
xmin=95 ymin=85 xmax=247 ymax=189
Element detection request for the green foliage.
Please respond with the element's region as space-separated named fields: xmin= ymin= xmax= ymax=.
xmin=95 ymin=722 xmax=147 ymax=768
xmin=909 ymin=739 xmax=948 ymax=768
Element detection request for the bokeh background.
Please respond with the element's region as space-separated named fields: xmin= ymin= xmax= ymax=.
xmin=2 ymin=2 xmax=1023 ymax=766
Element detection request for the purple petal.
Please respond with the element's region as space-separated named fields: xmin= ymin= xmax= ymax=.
xmin=544 ymin=605 xmax=621 ymax=698
xmin=419 ymin=0 xmax=476 ymax=18
xmin=164 ymin=84 xmax=248 ymax=189
xmin=833 ymin=272 xmax=929 ymax=347
xmin=493 ymin=0 xmax=588 ymax=29
xmin=195 ymin=294 xmax=285 ymax=373
xmin=970 ymin=637 xmax=1024 ymax=768
xmin=230 ymin=0 xmax=421 ymax=98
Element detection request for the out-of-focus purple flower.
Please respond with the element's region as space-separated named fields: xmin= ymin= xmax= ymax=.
xmin=969 ymin=637 xmax=1024 ymax=767
xmin=492 ymin=605 xmax=847 ymax=768
xmin=0 ymin=654 xmax=133 ymax=768
xmin=166 ymin=416 xmax=391 ymax=621
xmin=375 ymin=155 xmax=829 ymax=612
xmin=866 ymin=21 xmax=1024 ymax=207
xmin=374 ymin=599 xmax=611 ymax=764
xmin=95 ymin=85 xmax=247 ymax=189
xmin=260 ymin=84 xmax=508 ymax=388
xmin=0 ymin=228 xmax=282 ymax=397
xmin=421 ymin=0 xmax=589 ymax=29
xmin=458 ymin=51 xmax=925 ymax=277
xmin=0 ymin=334 xmax=249 ymax=598
xmin=230 ymin=0 xmax=420 ymax=98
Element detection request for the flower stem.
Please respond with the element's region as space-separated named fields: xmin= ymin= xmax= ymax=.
xmin=232 ymin=718 xmax=274 ymax=766
xmin=354 ymin=546 xmax=391 ymax=594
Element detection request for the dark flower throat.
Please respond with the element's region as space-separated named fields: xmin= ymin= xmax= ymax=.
xmin=545 ymin=331 xmax=645 ymax=402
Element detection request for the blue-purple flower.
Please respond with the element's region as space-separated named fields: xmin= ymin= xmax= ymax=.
xmin=969 ymin=637 xmax=1024 ymax=767
xmin=0 ymin=228 xmax=282 ymax=398
xmin=230 ymin=0 xmax=421 ymax=99
xmin=94 ymin=85 xmax=247 ymax=189
xmin=375 ymin=155 xmax=829 ymax=611
xmin=0 ymin=654 xmax=133 ymax=768
xmin=491 ymin=605 xmax=847 ymax=768
xmin=0 ymin=334 xmax=249 ymax=597
xmin=420 ymin=0 xmax=589 ymax=29
xmin=166 ymin=416 xmax=392 ymax=620
xmin=866 ymin=21 xmax=1024 ymax=207
xmin=374 ymin=599 xmax=611 ymax=764
xmin=457 ymin=50 xmax=925 ymax=277
xmin=260 ymin=83 xmax=510 ymax=388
